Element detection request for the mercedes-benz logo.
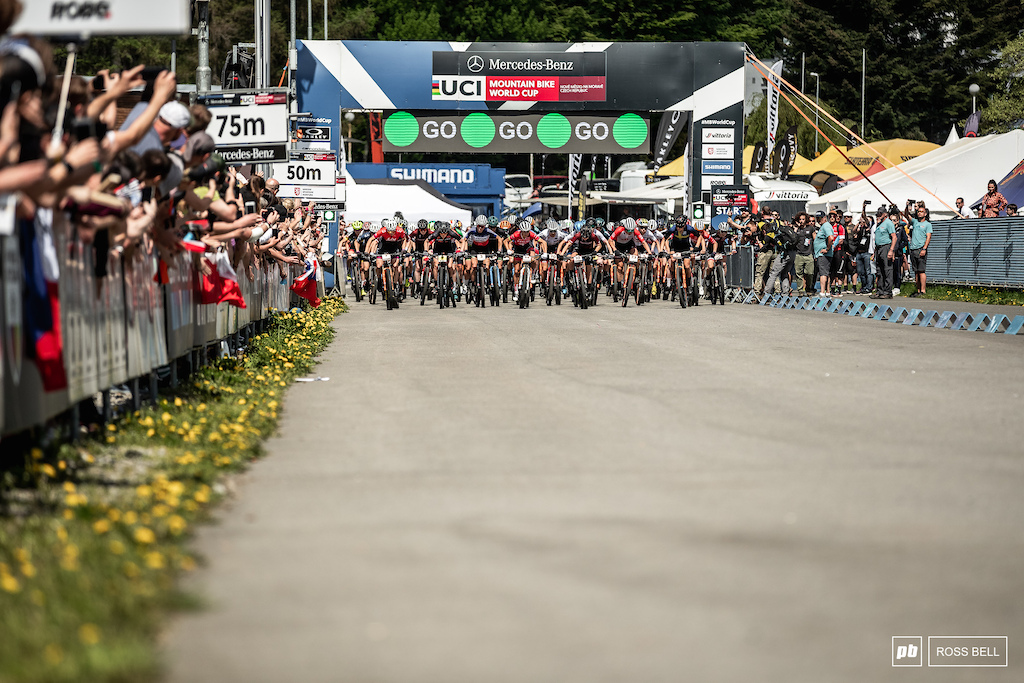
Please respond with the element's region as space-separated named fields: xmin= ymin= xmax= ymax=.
xmin=467 ymin=55 xmax=484 ymax=73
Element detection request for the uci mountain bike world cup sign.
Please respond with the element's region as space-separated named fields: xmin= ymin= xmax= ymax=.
xmin=295 ymin=40 xmax=747 ymax=199
xmin=431 ymin=51 xmax=607 ymax=103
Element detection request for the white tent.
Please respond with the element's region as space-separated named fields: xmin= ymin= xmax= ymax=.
xmin=807 ymin=130 xmax=1024 ymax=220
xmin=342 ymin=171 xmax=473 ymax=224
xmin=591 ymin=176 xmax=689 ymax=211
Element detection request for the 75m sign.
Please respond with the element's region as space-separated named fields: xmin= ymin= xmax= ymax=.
xmin=202 ymin=102 xmax=289 ymax=147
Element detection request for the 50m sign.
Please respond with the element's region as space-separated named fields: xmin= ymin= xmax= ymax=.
xmin=204 ymin=104 xmax=289 ymax=146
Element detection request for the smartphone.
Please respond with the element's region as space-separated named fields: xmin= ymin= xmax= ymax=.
xmin=244 ymin=200 xmax=257 ymax=215
xmin=140 ymin=186 xmax=153 ymax=203
xmin=140 ymin=66 xmax=167 ymax=81
xmin=864 ymin=200 xmax=872 ymax=205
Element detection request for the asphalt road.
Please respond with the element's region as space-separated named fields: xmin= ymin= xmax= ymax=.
xmin=165 ymin=294 xmax=1024 ymax=683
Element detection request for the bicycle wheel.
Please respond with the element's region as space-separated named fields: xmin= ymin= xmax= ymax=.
xmin=716 ymin=263 xmax=726 ymax=305
xmin=578 ymin=268 xmax=588 ymax=310
xmin=353 ymin=265 xmax=363 ymax=302
xmin=676 ymin=264 xmax=686 ymax=309
xmin=546 ymin=267 xmax=555 ymax=306
xmin=518 ymin=268 xmax=529 ymax=308
xmin=437 ymin=268 xmax=447 ymax=309
xmin=621 ymin=269 xmax=632 ymax=307
xmin=420 ymin=266 xmax=429 ymax=306
xmin=634 ymin=267 xmax=644 ymax=306
xmin=368 ymin=266 xmax=378 ymax=305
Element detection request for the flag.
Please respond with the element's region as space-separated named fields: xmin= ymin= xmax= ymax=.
xmin=750 ymin=142 xmax=768 ymax=173
xmin=180 ymin=237 xmax=206 ymax=253
xmin=766 ymin=61 xmax=783 ymax=160
xmin=652 ymin=111 xmax=687 ymax=173
xmin=568 ymin=153 xmax=582 ymax=219
xmin=291 ymin=257 xmax=321 ymax=307
xmin=153 ymin=258 xmax=170 ymax=284
xmin=19 ymin=208 xmax=67 ymax=391
xmin=774 ymin=125 xmax=798 ymax=178
xmin=964 ymin=111 xmax=981 ymax=137
xmin=199 ymin=251 xmax=246 ymax=308
xmin=782 ymin=125 xmax=798 ymax=178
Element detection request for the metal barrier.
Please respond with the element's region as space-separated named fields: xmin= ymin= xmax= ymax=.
xmin=742 ymin=293 xmax=1024 ymax=337
xmin=1 ymin=213 xmax=294 ymax=437
xmin=726 ymin=245 xmax=755 ymax=289
xmin=926 ymin=217 xmax=1024 ymax=288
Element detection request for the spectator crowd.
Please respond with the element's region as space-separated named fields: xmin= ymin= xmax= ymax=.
xmin=0 ymin=0 xmax=329 ymax=339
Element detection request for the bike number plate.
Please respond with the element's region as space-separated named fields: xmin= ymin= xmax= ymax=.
xmin=381 ymin=254 xmax=392 ymax=262
xmin=573 ymin=255 xmax=583 ymax=263
xmin=438 ymin=256 xmax=447 ymax=263
xmin=629 ymin=255 xmax=638 ymax=263
xmin=523 ymin=256 xmax=532 ymax=263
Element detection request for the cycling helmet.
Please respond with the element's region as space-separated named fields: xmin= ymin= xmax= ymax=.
xmin=498 ymin=219 xmax=512 ymax=230
xmin=545 ymin=218 xmax=558 ymax=231
xmin=453 ymin=219 xmax=463 ymax=229
xmin=584 ymin=217 xmax=597 ymax=229
xmin=516 ymin=220 xmax=532 ymax=233
xmin=397 ymin=218 xmax=408 ymax=229
xmin=581 ymin=223 xmax=593 ymax=236
xmin=417 ymin=219 xmax=428 ymax=230
xmin=487 ymin=215 xmax=498 ymax=227
xmin=560 ymin=219 xmax=573 ymax=231
xmin=474 ymin=215 xmax=488 ymax=227
xmin=595 ymin=217 xmax=605 ymax=228
xmin=351 ymin=220 xmax=363 ymax=229
xmin=427 ymin=221 xmax=435 ymax=230
xmin=636 ymin=217 xmax=649 ymax=228
xmin=621 ymin=217 xmax=637 ymax=231
xmin=573 ymin=220 xmax=585 ymax=232
xmin=666 ymin=222 xmax=678 ymax=234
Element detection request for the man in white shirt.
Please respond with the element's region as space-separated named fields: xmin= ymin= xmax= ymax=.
xmin=953 ymin=197 xmax=973 ymax=219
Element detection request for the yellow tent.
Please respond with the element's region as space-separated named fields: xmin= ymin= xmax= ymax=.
xmin=655 ymin=146 xmax=813 ymax=176
xmin=789 ymin=139 xmax=939 ymax=180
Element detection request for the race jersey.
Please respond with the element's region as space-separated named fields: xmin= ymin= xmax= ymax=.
xmin=709 ymin=231 xmax=727 ymax=253
xmin=408 ymin=227 xmax=431 ymax=250
xmin=509 ymin=229 xmax=538 ymax=250
xmin=536 ymin=228 xmax=569 ymax=249
xmin=667 ymin=232 xmax=690 ymax=252
xmin=354 ymin=229 xmax=374 ymax=250
xmin=465 ymin=228 xmax=500 ymax=251
xmin=640 ymin=229 xmax=661 ymax=248
xmin=373 ymin=227 xmax=407 ymax=253
xmin=610 ymin=225 xmax=644 ymax=247
xmin=832 ymin=225 xmax=846 ymax=256
xmin=687 ymin=230 xmax=704 ymax=252
xmin=429 ymin=226 xmax=460 ymax=253
xmin=569 ymin=230 xmax=603 ymax=253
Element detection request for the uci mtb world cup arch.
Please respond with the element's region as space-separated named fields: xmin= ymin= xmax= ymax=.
xmin=295 ymin=41 xmax=746 ymax=201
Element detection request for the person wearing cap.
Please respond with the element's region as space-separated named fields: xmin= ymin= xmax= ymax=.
xmin=903 ymin=200 xmax=932 ymax=298
xmin=870 ymin=208 xmax=897 ymax=299
xmin=812 ymin=211 xmax=835 ymax=296
xmin=121 ymin=92 xmax=191 ymax=156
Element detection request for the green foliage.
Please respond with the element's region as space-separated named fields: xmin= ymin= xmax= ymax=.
xmin=981 ymin=34 xmax=1024 ymax=134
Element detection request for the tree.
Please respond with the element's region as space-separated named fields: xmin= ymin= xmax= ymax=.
xmin=980 ymin=34 xmax=1024 ymax=134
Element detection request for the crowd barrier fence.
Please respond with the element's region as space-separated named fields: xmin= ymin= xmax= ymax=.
xmin=926 ymin=217 xmax=1024 ymax=288
xmin=1 ymin=213 xmax=293 ymax=437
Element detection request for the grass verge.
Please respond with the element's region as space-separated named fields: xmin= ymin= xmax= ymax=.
xmin=0 ymin=296 xmax=345 ymax=683
xmin=898 ymin=283 xmax=1024 ymax=307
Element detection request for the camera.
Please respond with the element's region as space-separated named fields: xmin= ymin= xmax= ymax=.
xmin=186 ymin=153 xmax=226 ymax=183
xmin=69 ymin=117 xmax=108 ymax=142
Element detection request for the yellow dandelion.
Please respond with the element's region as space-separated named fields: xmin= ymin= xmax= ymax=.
xmin=44 ymin=643 xmax=63 ymax=665
xmin=194 ymin=487 xmax=210 ymax=503
xmin=145 ymin=552 xmax=166 ymax=570
xmin=167 ymin=481 xmax=185 ymax=497
xmin=162 ymin=412 xmax=172 ymax=422
xmin=82 ymin=453 xmax=95 ymax=464
xmin=1 ymin=573 xmax=20 ymax=593
xmin=123 ymin=562 xmax=140 ymax=578
xmin=134 ymin=527 xmax=156 ymax=544
xmin=106 ymin=436 xmax=115 ymax=443
xmin=198 ymin=403 xmax=207 ymax=411
xmin=147 ymin=428 xmax=156 ymax=437
xmin=152 ymin=504 xmax=169 ymax=518
xmin=31 ymin=448 xmax=43 ymax=460
xmin=109 ymin=540 xmax=125 ymax=555
xmin=62 ymin=481 xmax=76 ymax=493
xmin=107 ymin=509 xmax=121 ymax=522
xmin=55 ymin=525 xmax=68 ymax=542
xmin=174 ymin=397 xmax=183 ymax=407
xmin=20 ymin=563 xmax=36 ymax=578
xmin=167 ymin=515 xmax=187 ymax=535
xmin=62 ymin=509 xmax=74 ymax=520
xmin=39 ymin=463 xmax=56 ymax=477
xmin=79 ymin=624 xmax=100 ymax=645
xmin=58 ymin=460 xmax=67 ymax=470
xmin=123 ymin=510 xmax=138 ymax=525
xmin=107 ymin=424 xmax=117 ymax=432
xmin=92 ymin=519 xmax=110 ymax=534
xmin=136 ymin=485 xmax=152 ymax=499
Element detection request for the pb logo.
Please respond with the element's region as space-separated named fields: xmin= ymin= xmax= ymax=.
xmin=892 ymin=636 xmax=923 ymax=667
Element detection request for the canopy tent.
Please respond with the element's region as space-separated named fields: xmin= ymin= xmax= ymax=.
xmin=788 ymin=146 xmax=848 ymax=177
xmin=806 ymin=130 xmax=1024 ymax=221
xmin=591 ymin=176 xmax=689 ymax=204
xmin=655 ymin=155 xmax=688 ymax=176
xmin=971 ymin=157 xmax=1024 ymax=214
xmin=790 ymin=139 xmax=937 ymax=181
xmin=343 ymin=171 xmax=472 ymax=224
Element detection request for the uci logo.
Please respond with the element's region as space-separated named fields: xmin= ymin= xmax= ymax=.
xmin=467 ymin=55 xmax=484 ymax=73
